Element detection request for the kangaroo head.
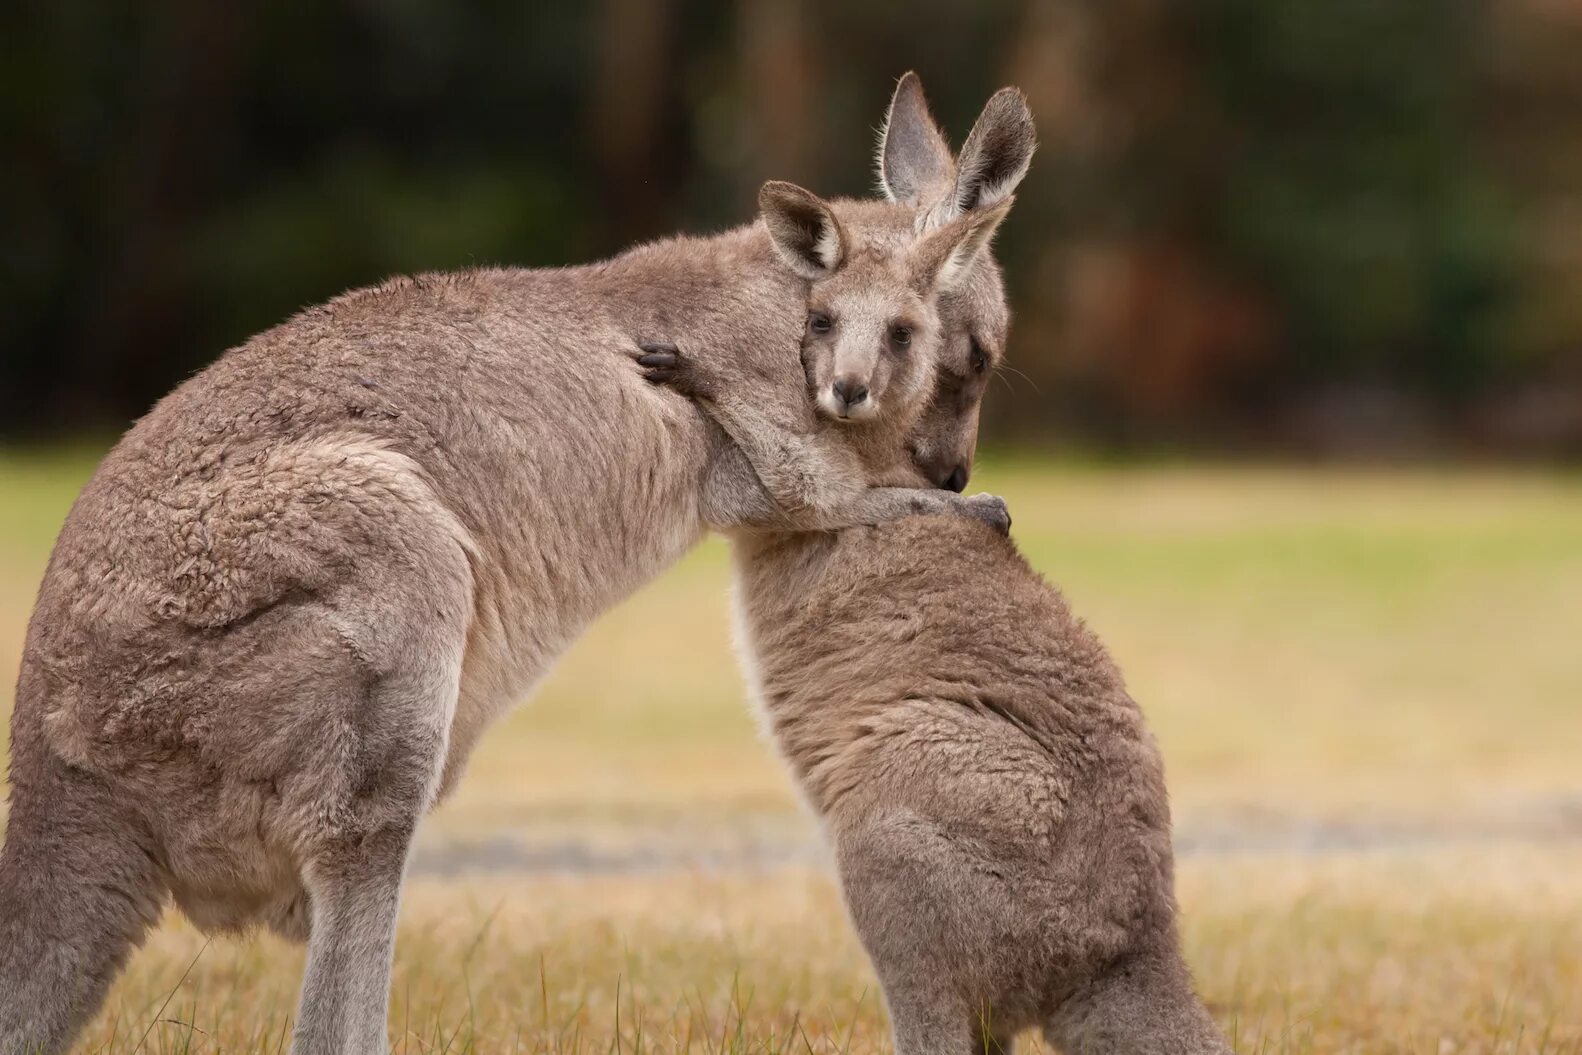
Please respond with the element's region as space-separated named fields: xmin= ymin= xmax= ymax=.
xmin=759 ymin=180 xmax=1011 ymax=437
xmin=876 ymin=73 xmax=1035 ymax=491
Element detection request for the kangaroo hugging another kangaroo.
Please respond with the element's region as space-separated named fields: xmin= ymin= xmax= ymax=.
xmin=0 ymin=72 xmax=1227 ymax=1055
xmin=638 ymin=165 xmax=1230 ymax=1055
xmin=632 ymin=177 xmax=1015 ymax=537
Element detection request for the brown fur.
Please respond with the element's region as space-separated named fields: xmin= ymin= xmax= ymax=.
xmin=658 ymin=259 xmax=1231 ymax=1055
xmin=879 ymin=72 xmax=1035 ymax=491
xmin=634 ymin=184 xmax=1015 ymax=535
xmin=656 ymin=75 xmax=1227 ymax=1055
xmin=731 ymin=521 xmax=1231 ymax=1055
xmin=651 ymin=286 xmax=1229 ymax=1055
xmin=0 ymin=76 xmax=1033 ymax=1055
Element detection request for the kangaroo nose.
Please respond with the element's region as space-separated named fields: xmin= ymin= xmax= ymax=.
xmin=832 ymin=378 xmax=869 ymax=409
xmin=944 ymin=465 xmax=969 ymax=493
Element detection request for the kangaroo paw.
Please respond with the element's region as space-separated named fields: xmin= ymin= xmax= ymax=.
xmin=633 ymin=339 xmax=716 ymax=400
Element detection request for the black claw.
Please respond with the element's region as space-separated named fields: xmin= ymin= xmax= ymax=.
xmin=636 ymin=352 xmax=676 ymax=368
xmin=638 ymin=340 xmax=679 ymax=354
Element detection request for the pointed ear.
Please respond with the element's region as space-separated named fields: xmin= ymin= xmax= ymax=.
xmin=876 ymin=71 xmax=954 ymax=207
xmin=758 ymin=180 xmax=845 ymax=280
xmin=930 ymin=87 xmax=1035 ymax=226
xmin=910 ymin=198 xmax=1013 ymax=295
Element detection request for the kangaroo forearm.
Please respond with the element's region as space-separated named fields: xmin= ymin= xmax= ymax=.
xmin=736 ymin=487 xmax=986 ymax=532
xmin=694 ymin=391 xmax=851 ymax=517
xmin=813 ymin=487 xmax=981 ymax=528
xmin=692 ymin=393 xmax=993 ymax=531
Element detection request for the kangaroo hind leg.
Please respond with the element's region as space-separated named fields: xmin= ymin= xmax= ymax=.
xmin=285 ymin=603 xmax=470 ymax=1055
xmin=283 ymin=484 xmax=476 ymax=1055
xmin=0 ymin=740 xmax=166 ymax=1055
xmin=1044 ymin=943 xmax=1230 ymax=1055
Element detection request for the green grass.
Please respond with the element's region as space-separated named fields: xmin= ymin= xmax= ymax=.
xmin=3 ymin=444 xmax=1581 ymax=1052
xmin=439 ymin=456 xmax=1582 ymax=832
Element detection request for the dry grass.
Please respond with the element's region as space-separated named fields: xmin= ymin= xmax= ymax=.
xmin=83 ymin=848 xmax=1582 ymax=1054
xmin=2 ymin=445 xmax=1580 ymax=1052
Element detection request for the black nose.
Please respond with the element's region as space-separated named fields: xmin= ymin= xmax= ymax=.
xmin=943 ymin=465 xmax=969 ymax=493
xmin=832 ymin=378 xmax=869 ymax=407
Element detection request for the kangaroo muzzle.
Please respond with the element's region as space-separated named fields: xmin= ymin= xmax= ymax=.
xmin=823 ymin=375 xmax=875 ymax=420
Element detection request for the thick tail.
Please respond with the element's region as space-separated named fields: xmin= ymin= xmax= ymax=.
xmin=0 ymin=737 xmax=165 ymax=1055
xmin=1045 ymin=941 xmax=1231 ymax=1055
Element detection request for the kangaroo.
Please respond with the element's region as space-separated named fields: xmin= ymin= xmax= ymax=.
xmin=642 ymin=239 xmax=1229 ymax=1055
xmin=0 ymin=74 xmax=1032 ymax=1055
xmin=632 ymin=179 xmax=1014 ymax=534
xmin=731 ymin=517 xmax=1234 ymax=1055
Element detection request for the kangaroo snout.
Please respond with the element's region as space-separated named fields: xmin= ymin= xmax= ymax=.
xmin=825 ymin=376 xmax=873 ymax=420
xmin=833 ymin=377 xmax=869 ymax=408
xmin=913 ymin=449 xmax=970 ymax=491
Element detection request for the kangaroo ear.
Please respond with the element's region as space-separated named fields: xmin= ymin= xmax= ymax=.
xmin=929 ymin=87 xmax=1035 ymax=227
xmin=910 ymin=197 xmax=1013 ymax=295
xmin=759 ymin=180 xmax=846 ymax=280
xmin=877 ymin=71 xmax=954 ymax=207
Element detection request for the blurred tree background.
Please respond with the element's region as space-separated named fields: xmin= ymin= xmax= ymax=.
xmin=3 ymin=0 xmax=1580 ymax=453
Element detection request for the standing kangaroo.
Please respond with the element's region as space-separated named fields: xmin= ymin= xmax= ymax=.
xmin=0 ymin=74 xmax=1032 ymax=1054
xmin=642 ymin=225 xmax=1229 ymax=1055
xmin=733 ymin=517 xmax=1232 ymax=1055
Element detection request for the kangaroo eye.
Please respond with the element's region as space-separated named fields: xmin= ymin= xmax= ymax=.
xmin=890 ymin=325 xmax=912 ymax=348
xmin=808 ymin=311 xmax=833 ymax=335
xmin=969 ymin=337 xmax=989 ymax=373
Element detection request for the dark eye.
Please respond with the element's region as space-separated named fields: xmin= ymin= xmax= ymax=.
xmin=890 ymin=325 xmax=912 ymax=348
xmin=808 ymin=311 xmax=833 ymax=335
xmin=969 ymin=337 xmax=989 ymax=373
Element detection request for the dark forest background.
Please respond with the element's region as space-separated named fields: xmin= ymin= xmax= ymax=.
xmin=4 ymin=0 xmax=1582 ymax=454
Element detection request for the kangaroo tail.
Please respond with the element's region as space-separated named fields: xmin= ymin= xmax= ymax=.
xmin=1044 ymin=941 xmax=1231 ymax=1055
xmin=0 ymin=717 xmax=165 ymax=1055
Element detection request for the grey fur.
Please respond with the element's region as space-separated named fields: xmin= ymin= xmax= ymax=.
xmin=640 ymin=186 xmax=1015 ymax=537
xmin=0 ymin=79 xmax=1030 ymax=1055
xmin=877 ymin=72 xmax=956 ymax=207
xmin=876 ymin=71 xmax=1037 ymax=235
xmin=651 ymin=194 xmax=1228 ymax=1055
xmin=731 ymin=522 xmax=1231 ymax=1055
xmin=875 ymin=74 xmax=1034 ymax=489
xmin=729 ymin=519 xmax=1232 ymax=1055
xmin=914 ymin=86 xmax=1036 ymax=233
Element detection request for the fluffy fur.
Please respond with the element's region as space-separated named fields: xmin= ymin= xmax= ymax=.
xmin=653 ymin=83 xmax=1224 ymax=1055
xmin=653 ymin=307 xmax=1229 ymax=1055
xmin=639 ymin=189 xmax=1013 ymax=534
xmin=732 ymin=520 xmax=1231 ymax=1055
xmin=0 ymin=79 xmax=1033 ymax=1055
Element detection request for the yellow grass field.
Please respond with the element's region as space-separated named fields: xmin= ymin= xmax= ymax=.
xmin=2 ymin=446 xmax=1580 ymax=1053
